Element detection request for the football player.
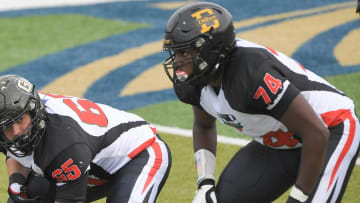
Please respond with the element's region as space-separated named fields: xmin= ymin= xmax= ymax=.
xmin=162 ymin=2 xmax=360 ymax=203
xmin=0 ymin=74 xmax=171 ymax=203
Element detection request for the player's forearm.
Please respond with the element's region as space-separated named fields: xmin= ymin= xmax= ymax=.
xmin=192 ymin=105 xmax=217 ymax=154
xmin=192 ymin=125 xmax=217 ymax=154
xmin=296 ymin=130 xmax=328 ymax=194
xmin=6 ymin=158 xmax=29 ymax=178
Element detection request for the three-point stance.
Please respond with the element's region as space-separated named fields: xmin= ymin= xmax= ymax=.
xmin=0 ymin=74 xmax=171 ymax=203
xmin=162 ymin=2 xmax=360 ymax=203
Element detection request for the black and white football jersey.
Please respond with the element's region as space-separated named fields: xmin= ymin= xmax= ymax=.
xmin=181 ymin=39 xmax=355 ymax=149
xmin=7 ymin=93 xmax=158 ymax=201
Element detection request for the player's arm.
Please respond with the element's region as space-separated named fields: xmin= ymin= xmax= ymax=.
xmin=193 ymin=105 xmax=217 ymax=154
xmin=281 ymin=94 xmax=329 ymax=202
xmin=6 ymin=157 xmax=38 ymax=202
xmin=7 ymin=157 xmax=29 ymax=178
xmin=192 ymin=105 xmax=217 ymax=203
xmin=49 ymin=144 xmax=91 ymax=203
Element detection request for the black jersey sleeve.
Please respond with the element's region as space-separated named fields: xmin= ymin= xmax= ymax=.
xmin=247 ymin=59 xmax=300 ymax=120
xmin=45 ymin=143 xmax=92 ymax=202
xmin=223 ymin=49 xmax=300 ymax=120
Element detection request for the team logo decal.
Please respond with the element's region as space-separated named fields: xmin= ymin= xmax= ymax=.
xmin=17 ymin=79 xmax=33 ymax=93
xmin=191 ymin=8 xmax=220 ymax=33
xmin=217 ymin=113 xmax=243 ymax=129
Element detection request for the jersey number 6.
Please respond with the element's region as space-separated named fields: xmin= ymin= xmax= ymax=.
xmin=42 ymin=93 xmax=108 ymax=127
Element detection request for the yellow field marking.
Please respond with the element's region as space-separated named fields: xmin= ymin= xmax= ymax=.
xmin=120 ymin=63 xmax=171 ymax=96
xmin=237 ymin=7 xmax=359 ymax=56
xmin=40 ymin=40 xmax=162 ymax=97
xmin=334 ymin=28 xmax=360 ymax=66
xmin=41 ymin=2 xmax=358 ymax=97
xmin=233 ymin=1 xmax=355 ymax=29
xmin=149 ymin=1 xmax=191 ymax=10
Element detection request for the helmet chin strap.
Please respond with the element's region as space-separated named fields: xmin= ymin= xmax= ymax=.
xmin=200 ymin=53 xmax=226 ymax=84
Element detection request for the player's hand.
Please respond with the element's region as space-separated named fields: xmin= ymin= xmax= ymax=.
xmin=8 ymin=184 xmax=41 ymax=203
xmin=192 ymin=179 xmax=217 ymax=203
xmin=8 ymin=173 xmax=41 ymax=203
xmin=357 ymin=0 xmax=360 ymax=14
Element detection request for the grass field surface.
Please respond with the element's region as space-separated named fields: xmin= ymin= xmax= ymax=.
xmin=0 ymin=131 xmax=359 ymax=202
xmin=0 ymin=0 xmax=359 ymax=202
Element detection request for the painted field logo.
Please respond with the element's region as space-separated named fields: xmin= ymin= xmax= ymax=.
xmin=0 ymin=1 xmax=359 ymax=111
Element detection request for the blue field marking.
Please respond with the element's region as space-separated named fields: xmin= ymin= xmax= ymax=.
xmin=1 ymin=26 xmax=161 ymax=89
xmin=293 ymin=19 xmax=360 ymax=76
xmin=85 ymin=51 xmax=176 ymax=109
xmin=0 ymin=0 xmax=358 ymax=110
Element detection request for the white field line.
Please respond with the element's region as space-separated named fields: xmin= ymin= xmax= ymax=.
xmin=0 ymin=0 xmax=147 ymax=11
xmin=153 ymin=124 xmax=360 ymax=166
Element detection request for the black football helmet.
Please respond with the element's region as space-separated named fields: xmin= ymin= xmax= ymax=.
xmin=163 ymin=1 xmax=235 ymax=86
xmin=0 ymin=75 xmax=46 ymax=157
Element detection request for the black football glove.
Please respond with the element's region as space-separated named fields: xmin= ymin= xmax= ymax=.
xmin=357 ymin=0 xmax=360 ymax=14
xmin=192 ymin=179 xmax=217 ymax=203
xmin=8 ymin=173 xmax=41 ymax=203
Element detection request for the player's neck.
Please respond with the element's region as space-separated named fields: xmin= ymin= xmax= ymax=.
xmin=210 ymin=79 xmax=222 ymax=95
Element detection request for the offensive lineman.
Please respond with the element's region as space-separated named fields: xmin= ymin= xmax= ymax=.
xmin=0 ymin=74 xmax=171 ymax=203
xmin=162 ymin=2 xmax=360 ymax=203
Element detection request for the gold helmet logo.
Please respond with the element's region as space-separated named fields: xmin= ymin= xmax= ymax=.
xmin=163 ymin=39 xmax=170 ymax=45
xmin=191 ymin=8 xmax=220 ymax=33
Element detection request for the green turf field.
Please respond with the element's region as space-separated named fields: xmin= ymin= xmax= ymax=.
xmin=0 ymin=8 xmax=360 ymax=203
xmin=0 ymin=15 xmax=147 ymax=71
xmin=0 ymin=132 xmax=359 ymax=202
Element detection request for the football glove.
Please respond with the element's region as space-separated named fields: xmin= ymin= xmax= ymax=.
xmin=192 ymin=179 xmax=217 ymax=203
xmin=8 ymin=173 xmax=41 ymax=203
xmin=286 ymin=185 xmax=309 ymax=203
xmin=356 ymin=0 xmax=360 ymax=14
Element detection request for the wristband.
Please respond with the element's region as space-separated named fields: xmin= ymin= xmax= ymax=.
xmin=194 ymin=149 xmax=216 ymax=185
xmin=9 ymin=173 xmax=26 ymax=185
xmin=290 ymin=185 xmax=309 ymax=202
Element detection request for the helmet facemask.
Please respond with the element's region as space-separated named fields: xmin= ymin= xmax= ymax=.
xmin=163 ymin=36 xmax=216 ymax=87
xmin=163 ymin=2 xmax=235 ymax=87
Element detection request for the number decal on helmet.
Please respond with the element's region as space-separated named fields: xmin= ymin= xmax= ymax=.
xmin=16 ymin=79 xmax=33 ymax=93
xmin=191 ymin=9 xmax=220 ymax=33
